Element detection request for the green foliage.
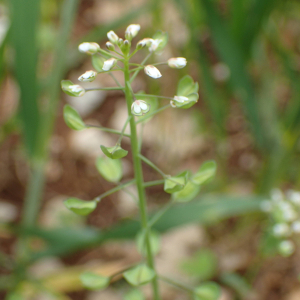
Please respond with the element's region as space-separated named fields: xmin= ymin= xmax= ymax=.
xmin=123 ymin=264 xmax=156 ymax=286
xmin=80 ymin=272 xmax=110 ymax=290
xmin=100 ymin=145 xmax=128 ymax=159
xmin=63 ymin=105 xmax=85 ymax=130
xmin=164 ymin=171 xmax=188 ymax=194
xmin=92 ymin=55 xmax=105 ymax=72
xmin=64 ymin=198 xmax=97 ymax=216
xmin=173 ymin=181 xmax=200 ymax=203
xmin=181 ymin=249 xmax=218 ymax=280
xmin=136 ymin=230 xmax=161 ymax=255
xmin=95 ymin=156 xmax=123 ymax=183
xmin=194 ymin=282 xmax=221 ymax=300
xmin=124 ymin=289 xmax=145 ymax=300
xmin=192 ymin=161 xmax=217 ymax=186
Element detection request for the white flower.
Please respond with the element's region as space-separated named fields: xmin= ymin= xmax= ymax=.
xmin=78 ymin=70 xmax=97 ymax=82
xmin=102 ymin=58 xmax=117 ymax=71
xmin=136 ymin=38 xmax=154 ymax=49
xmin=107 ymin=31 xmax=119 ymax=44
xmin=68 ymin=85 xmax=85 ymax=96
xmin=278 ymin=240 xmax=295 ymax=257
xmin=125 ymin=24 xmax=140 ymax=40
xmin=131 ymin=100 xmax=150 ymax=116
xmin=78 ymin=42 xmax=100 ymax=55
xmin=106 ymin=41 xmax=115 ymax=51
xmin=168 ymin=57 xmax=187 ymax=69
xmin=149 ymin=39 xmax=162 ymax=52
xmin=272 ymin=223 xmax=290 ymax=237
xmin=144 ymin=65 xmax=162 ymax=79
xmin=291 ymin=221 xmax=300 ymax=233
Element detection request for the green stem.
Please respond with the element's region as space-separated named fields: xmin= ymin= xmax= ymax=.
xmin=158 ymin=275 xmax=194 ymax=294
xmin=98 ymin=49 xmax=124 ymax=60
xmin=94 ymin=179 xmax=136 ymax=202
xmin=139 ymin=154 xmax=166 ymax=178
xmin=85 ymin=87 xmax=124 ymax=91
xmin=135 ymin=94 xmax=174 ymax=100
xmin=85 ymin=124 xmax=131 ymax=137
xmin=124 ymin=58 xmax=160 ymax=300
xmin=130 ymin=53 xmax=152 ymax=83
xmin=148 ymin=200 xmax=175 ymax=228
xmin=143 ymin=179 xmax=165 ymax=188
xmin=136 ymin=104 xmax=171 ymax=124
xmin=116 ymin=116 xmax=132 ymax=145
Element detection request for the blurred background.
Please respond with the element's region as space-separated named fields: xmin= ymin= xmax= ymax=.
xmin=1 ymin=0 xmax=300 ymax=299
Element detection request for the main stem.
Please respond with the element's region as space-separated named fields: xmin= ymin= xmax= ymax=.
xmin=124 ymin=59 xmax=160 ymax=300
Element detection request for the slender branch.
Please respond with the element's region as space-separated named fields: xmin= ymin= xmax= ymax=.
xmin=139 ymin=154 xmax=166 ymax=178
xmin=85 ymin=124 xmax=131 ymax=137
xmin=98 ymin=49 xmax=124 ymax=61
xmin=158 ymin=275 xmax=194 ymax=294
xmin=134 ymin=94 xmax=175 ymax=100
xmin=94 ymin=179 xmax=136 ymax=202
xmin=129 ymin=67 xmax=143 ymax=73
xmin=85 ymin=87 xmax=124 ymax=91
xmin=116 ymin=116 xmax=132 ymax=145
xmin=148 ymin=200 xmax=175 ymax=228
xmin=129 ymin=48 xmax=139 ymax=59
xmin=130 ymin=53 xmax=152 ymax=83
xmin=143 ymin=180 xmax=165 ymax=188
xmin=96 ymin=68 xmax=124 ymax=74
xmin=109 ymin=72 xmax=122 ymax=88
xmin=136 ymin=104 xmax=171 ymax=124
xmin=138 ymin=122 xmax=145 ymax=152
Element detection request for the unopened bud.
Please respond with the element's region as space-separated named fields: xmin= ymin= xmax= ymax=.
xmin=78 ymin=42 xmax=100 ymax=55
xmin=107 ymin=30 xmax=119 ymax=44
xmin=118 ymin=38 xmax=124 ymax=47
xmin=125 ymin=24 xmax=141 ymax=40
xmin=102 ymin=58 xmax=117 ymax=71
xmin=144 ymin=65 xmax=162 ymax=79
xmin=168 ymin=57 xmax=187 ymax=69
xmin=78 ymin=70 xmax=97 ymax=82
xmin=149 ymin=39 xmax=162 ymax=52
xmin=136 ymin=38 xmax=154 ymax=50
xmin=106 ymin=41 xmax=115 ymax=51
xmin=131 ymin=100 xmax=150 ymax=116
xmin=120 ymin=39 xmax=131 ymax=55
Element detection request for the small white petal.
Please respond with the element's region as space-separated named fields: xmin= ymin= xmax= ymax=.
xmin=78 ymin=70 xmax=97 ymax=82
xmin=139 ymin=101 xmax=148 ymax=111
xmin=144 ymin=65 xmax=162 ymax=79
xmin=68 ymin=85 xmax=85 ymax=96
xmin=102 ymin=58 xmax=117 ymax=71
xmin=133 ymin=103 xmax=141 ymax=114
xmin=273 ymin=223 xmax=290 ymax=237
xmin=170 ymin=100 xmax=176 ymax=108
xmin=278 ymin=240 xmax=295 ymax=256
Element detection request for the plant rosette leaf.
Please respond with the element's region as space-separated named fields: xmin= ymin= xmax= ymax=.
xmin=192 ymin=160 xmax=217 ymax=186
xmin=100 ymin=145 xmax=128 ymax=159
xmin=123 ymin=264 xmax=156 ymax=286
xmin=63 ymin=105 xmax=86 ymax=131
xmin=194 ymin=282 xmax=221 ymax=300
xmin=80 ymin=272 xmax=110 ymax=290
xmin=64 ymin=198 xmax=97 ymax=216
xmin=61 ymin=80 xmax=85 ymax=97
xmin=164 ymin=171 xmax=188 ymax=194
xmin=95 ymin=156 xmax=123 ymax=183
xmin=136 ymin=230 xmax=161 ymax=255
xmin=173 ymin=180 xmax=201 ymax=203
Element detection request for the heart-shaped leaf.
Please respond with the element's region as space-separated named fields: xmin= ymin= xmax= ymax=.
xmin=173 ymin=181 xmax=201 ymax=203
xmin=96 ymin=157 xmax=123 ymax=182
xmin=164 ymin=171 xmax=188 ymax=194
xmin=123 ymin=264 xmax=155 ymax=286
xmin=194 ymin=282 xmax=221 ymax=300
xmin=100 ymin=145 xmax=128 ymax=159
xmin=64 ymin=198 xmax=97 ymax=216
xmin=177 ymin=75 xmax=199 ymax=97
xmin=80 ymin=272 xmax=109 ymax=290
xmin=63 ymin=105 xmax=85 ymax=131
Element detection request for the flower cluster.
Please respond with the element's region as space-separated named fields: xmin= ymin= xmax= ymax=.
xmin=261 ymin=189 xmax=300 ymax=256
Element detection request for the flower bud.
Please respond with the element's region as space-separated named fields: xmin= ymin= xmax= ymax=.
xmin=278 ymin=240 xmax=295 ymax=257
xmin=149 ymin=39 xmax=162 ymax=52
xmin=144 ymin=65 xmax=162 ymax=79
xmin=125 ymin=24 xmax=141 ymax=40
xmin=78 ymin=42 xmax=100 ymax=55
xmin=106 ymin=41 xmax=115 ymax=51
xmin=131 ymin=100 xmax=150 ymax=116
xmin=102 ymin=58 xmax=117 ymax=71
xmin=136 ymin=38 xmax=154 ymax=50
xmin=170 ymin=94 xmax=198 ymax=109
xmin=68 ymin=84 xmax=85 ymax=97
xmin=78 ymin=70 xmax=97 ymax=82
xmin=168 ymin=57 xmax=187 ymax=69
xmin=118 ymin=38 xmax=124 ymax=47
xmin=121 ymin=39 xmax=131 ymax=55
xmin=107 ymin=30 xmax=119 ymax=44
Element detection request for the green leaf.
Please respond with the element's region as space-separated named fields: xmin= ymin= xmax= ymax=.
xmin=152 ymin=30 xmax=168 ymax=53
xmin=181 ymin=249 xmax=218 ymax=280
xmin=177 ymin=75 xmax=199 ymax=97
xmin=173 ymin=181 xmax=200 ymax=203
xmin=164 ymin=171 xmax=188 ymax=194
xmin=192 ymin=161 xmax=217 ymax=185
xmin=92 ymin=55 xmax=105 ymax=72
xmin=100 ymin=145 xmax=128 ymax=159
xmin=64 ymin=198 xmax=97 ymax=216
xmin=136 ymin=230 xmax=160 ymax=255
xmin=124 ymin=289 xmax=145 ymax=300
xmin=123 ymin=264 xmax=155 ymax=286
xmin=194 ymin=282 xmax=221 ymax=300
xmin=80 ymin=272 xmax=110 ymax=290
xmin=61 ymin=80 xmax=85 ymax=97
xmin=96 ymin=156 xmax=123 ymax=182
xmin=63 ymin=105 xmax=86 ymax=130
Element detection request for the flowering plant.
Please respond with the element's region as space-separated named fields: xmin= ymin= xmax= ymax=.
xmin=61 ymin=24 xmax=218 ymax=300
